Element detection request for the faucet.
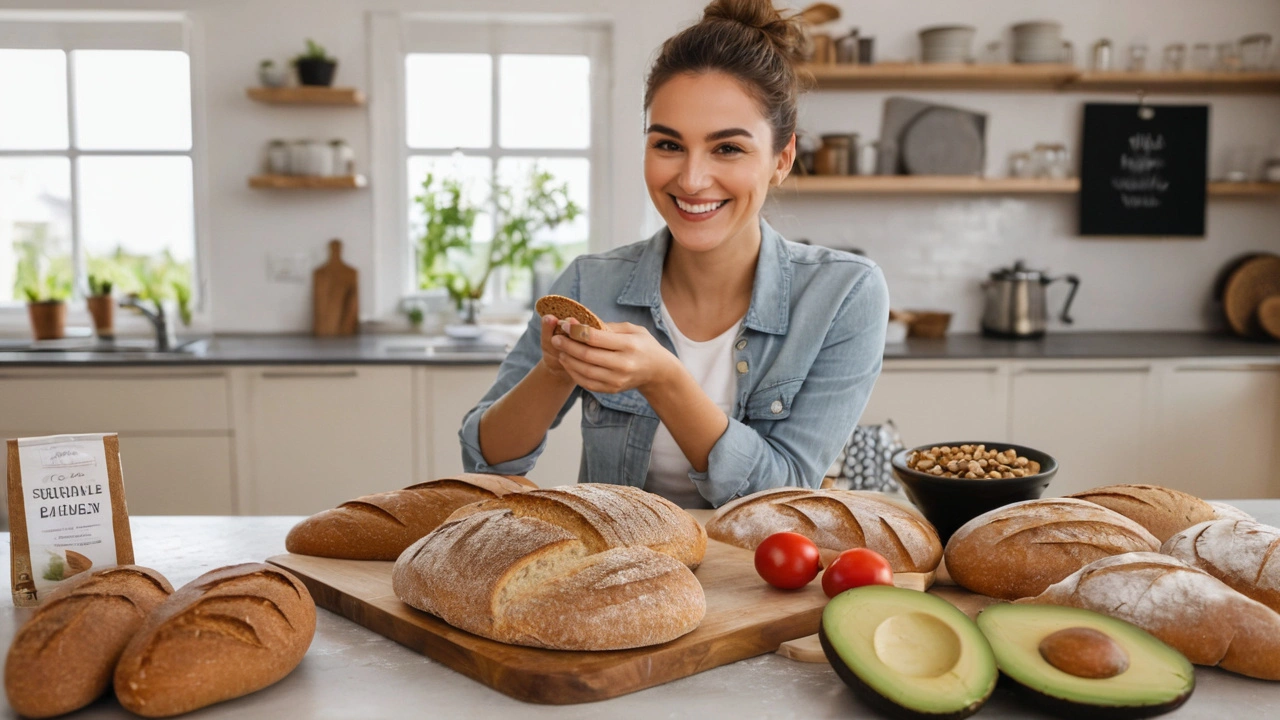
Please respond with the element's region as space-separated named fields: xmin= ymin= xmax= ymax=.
xmin=120 ymin=295 xmax=176 ymax=351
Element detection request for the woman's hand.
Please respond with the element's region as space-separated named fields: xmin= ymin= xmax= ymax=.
xmin=551 ymin=321 xmax=680 ymax=396
xmin=536 ymin=314 xmax=577 ymax=384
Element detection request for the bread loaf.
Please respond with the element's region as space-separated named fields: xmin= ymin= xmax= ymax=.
xmin=4 ymin=566 xmax=172 ymax=719
xmin=1208 ymin=500 xmax=1253 ymax=521
xmin=1067 ymin=484 xmax=1216 ymax=542
xmin=944 ymin=498 xmax=1160 ymax=600
xmin=704 ymin=487 xmax=942 ymax=573
xmin=1017 ymin=552 xmax=1280 ymax=680
xmin=1163 ymin=518 xmax=1280 ymax=613
xmin=286 ymin=473 xmax=535 ymax=560
xmin=394 ymin=483 xmax=706 ymax=650
xmin=114 ymin=563 xmax=316 ymax=717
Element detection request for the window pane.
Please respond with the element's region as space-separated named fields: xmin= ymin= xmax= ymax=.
xmin=408 ymin=154 xmax=493 ymax=290
xmin=73 ymin=50 xmax=192 ymax=151
xmin=0 ymin=50 xmax=69 ymax=150
xmin=496 ymin=157 xmax=589 ymax=248
xmin=0 ymin=158 xmax=73 ymax=302
xmin=499 ymin=55 xmax=589 ymax=150
xmin=406 ymin=54 xmax=491 ymax=149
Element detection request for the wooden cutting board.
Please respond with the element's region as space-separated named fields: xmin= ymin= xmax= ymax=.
xmin=312 ymin=238 xmax=358 ymax=336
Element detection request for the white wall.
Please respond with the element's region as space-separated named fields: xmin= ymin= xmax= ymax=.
xmin=8 ymin=0 xmax=1280 ymax=334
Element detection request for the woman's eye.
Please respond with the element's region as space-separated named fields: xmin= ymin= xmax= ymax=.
xmin=653 ymin=140 xmax=681 ymax=152
xmin=716 ymin=144 xmax=744 ymax=155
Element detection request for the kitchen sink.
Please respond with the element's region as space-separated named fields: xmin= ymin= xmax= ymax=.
xmin=0 ymin=338 xmax=211 ymax=355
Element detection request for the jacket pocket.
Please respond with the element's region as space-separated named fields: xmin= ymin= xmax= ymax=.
xmin=744 ymin=378 xmax=803 ymax=421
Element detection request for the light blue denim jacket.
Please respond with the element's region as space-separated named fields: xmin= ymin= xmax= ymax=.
xmin=459 ymin=219 xmax=889 ymax=507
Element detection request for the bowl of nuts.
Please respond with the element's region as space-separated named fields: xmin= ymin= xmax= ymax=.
xmin=891 ymin=442 xmax=1057 ymax=544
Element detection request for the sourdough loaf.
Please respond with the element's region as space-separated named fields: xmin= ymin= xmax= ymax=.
xmin=4 ymin=566 xmax=173 ymax=719
xmin=1163 ymin=518 xmax=1280 ymax=613
xmin=1018 ymin=552 xmax=1280 ymax=680
xmin=1208 ymin=500 xmax=1253 ymax=522
xmin=285 ymin=473 xmax=535 ymax=560
xmin=394 ymin=483 xmax=706 ymax=650
xmin=1067 ymin=484 xmax=1216 ymax=542
xmin=114 ymin=563 xmax=316 ymax=717
xmin=704 ymin=487 xmax=942 ymax=573
xmin=944 ymin=498 xmax=1160 ymax=600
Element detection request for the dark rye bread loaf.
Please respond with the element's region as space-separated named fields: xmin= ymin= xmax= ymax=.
xmin=113 ymin=563 xmax=315 ymax=717
xmin=944 ymin=497 xmax=1160 ymax=600
xmin=534 ymin=294 xmax=605 ymax=336
xmin=1067 ymin=483 xmax=1216 ymax=542
xmin=4 ymin=566 xmax=173 ymax=719
xmin=285 ymin=473 xmax=536 ymax=560
xmin=1163 ymin=518 xmax=1280 ymax=614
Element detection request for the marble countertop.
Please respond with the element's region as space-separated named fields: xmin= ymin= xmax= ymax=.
xmin=4 ymin=504 xmax=1280 ymax=719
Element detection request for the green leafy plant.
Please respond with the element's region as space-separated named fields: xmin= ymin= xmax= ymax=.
xmin=293 ymin=38 xmax=334 ymax=65
xmin=87 ymin=274 xmax=113 ymax=297
xmin=259 ymin=59 xmax=275 ymax=69
xmin=405 ymin=305 xmax=425 ymax=326
xmin=87 ymin=248 xmax=193 ymax=326
xmin=13 ymin=224 xmax=72 ymax=303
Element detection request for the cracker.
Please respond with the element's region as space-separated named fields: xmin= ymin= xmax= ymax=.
xmin=535 ymin=295 xmax=605 ymax=335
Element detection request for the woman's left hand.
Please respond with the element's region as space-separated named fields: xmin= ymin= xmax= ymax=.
xmin=551 ymin=321 xmax=679 ymax=396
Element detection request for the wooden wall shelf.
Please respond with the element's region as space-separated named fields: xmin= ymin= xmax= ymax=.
xmin=779 ymin=175 xmax=1280 ymax=197
xmin=801 ymin=63 xmax=1280 ymax=94
xmin=248 ymin=174 xmax=368 ymax=189
xmin=246 ymin=87 xmax=366 ymax=106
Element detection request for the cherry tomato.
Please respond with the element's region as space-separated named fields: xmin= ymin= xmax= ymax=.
xmin=821 ymin=548 xmax=894 ymax=598
xmin=754 ymin=532 xmax=822 ymax=589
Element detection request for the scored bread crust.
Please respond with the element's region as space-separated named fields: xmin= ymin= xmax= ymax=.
xmin=1067 ymin=483 xmax=1216 ymax=542
xmin=394 ymin=484 xmax=707 ymax=650
xmin=1017 ymin=551 xmax=1280 ymax=680
xmin=285 ymin=473 xmax=536 ymax=560
xmin=113 ymin=563 xmax=316 ymax=718
xmin=4 ymin=566 xmax=173 ymax=720
xmin=534 ymin=294 xmax=605 ymax=335
xmin=704 ymin=487 xmax=942 ymax=573
xmin=944 ymin=497 xmax=1160 ymax=600
xmin=1163 ymin=518 xmax=1280 ymax=614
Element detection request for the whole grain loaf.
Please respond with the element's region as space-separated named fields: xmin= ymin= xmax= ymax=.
xmin=1067 ymin=484 xmax=1216 ymax=542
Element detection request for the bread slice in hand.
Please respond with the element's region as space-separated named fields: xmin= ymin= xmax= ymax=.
xmin=1163 ymin=518 xmax=1280 ymax=614
xmin=535 ymin=294 xmax=605 ymax=336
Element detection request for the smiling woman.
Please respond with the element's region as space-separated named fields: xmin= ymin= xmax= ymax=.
xmin=460 ymin=0 xmax=890 ymax=509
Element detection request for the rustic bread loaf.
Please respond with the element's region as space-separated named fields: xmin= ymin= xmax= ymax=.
xmin=4 ymin=566 xmax=173 ymax=719
xmin=1017 ymin=551 xmax=1280 ymax=680
xmin=944 ymin=497 xmax=1160 ymax=600
xmin=704 ymin=487 xmax=942 ymax=573
xmin=285 ymin=473 xmax=536 ymax=560
xmin=394 ymin=483 xmax=706 ymax=650
xmin=1208 ymin=500 xmax=1253 ymax=521
xmin=1067 ymin=484 xmax=1216 ymax=542
xmin=1162 ymin=518 xmax=1280 ymax=613
xmin=113 ymin=563 xmax=316 ymax=717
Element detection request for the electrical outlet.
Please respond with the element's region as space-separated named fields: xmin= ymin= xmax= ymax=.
xmin=266 ymin=252 xmax=310 ymax=284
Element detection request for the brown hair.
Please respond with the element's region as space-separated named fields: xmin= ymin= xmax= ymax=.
xmin=644 ymin=0 xmax=806 ymax=154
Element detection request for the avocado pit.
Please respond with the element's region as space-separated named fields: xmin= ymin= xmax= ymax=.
xmin=1038 ymin=626 xmax=1129 ymax=679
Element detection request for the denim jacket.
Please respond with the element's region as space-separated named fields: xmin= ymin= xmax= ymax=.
xmin=459 ymin=219 xmax=889 ymax=507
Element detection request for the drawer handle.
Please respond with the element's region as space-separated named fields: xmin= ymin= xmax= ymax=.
xmin=1175 ymin=365 xmax=1279 ymax=373
xmin=260 ymin=370 xmax=359 ymax=379
xmin=1017 ymin=367 xmax=1150 ymax=375
xmin=884 ymin=367 xmax=1000 ymax=374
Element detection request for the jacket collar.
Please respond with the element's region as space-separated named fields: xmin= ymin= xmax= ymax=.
xmin=615 ymin=218 xmax=791 ymax=335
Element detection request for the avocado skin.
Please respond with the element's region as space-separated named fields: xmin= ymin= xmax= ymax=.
xmin=818 ymin=625 xmax=988 ymax=720
xmin=995 ymin=673 xmax=1194 ymax=720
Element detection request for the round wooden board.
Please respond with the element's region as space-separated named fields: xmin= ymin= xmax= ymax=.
xmin=1259 ymin=295 xmax=1280 ymax=341
xmin=1223 ymin=254 xmax=1280 ymax=338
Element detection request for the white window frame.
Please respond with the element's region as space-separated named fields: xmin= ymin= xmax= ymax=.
xmin=0 ymin=10 xmax=211 ymax=336
xmin=369 ymin=12 xmax=611 ymax=322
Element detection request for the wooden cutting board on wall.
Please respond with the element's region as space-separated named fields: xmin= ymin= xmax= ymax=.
xmin=312 ymin=239 xmax=358 ymax=336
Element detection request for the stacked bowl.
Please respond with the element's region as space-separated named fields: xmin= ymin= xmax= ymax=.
xmin=1012 ymin=21 xmax=1064 ymax=63
xmin=919 ymin=25 xmax=976 ymax=64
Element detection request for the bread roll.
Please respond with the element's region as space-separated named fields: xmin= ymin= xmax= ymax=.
xmin=1017 ymin=552 xmax=1280 ymax=680
xmin=1067 ymin=484 xmax=1215 ymax=543
xmin=114 ymin=563 xmax=316 ymax=717
xmin=1208 ymin=500 xmax=1253 ymax=522
xmin=394 ymin=484 xmax=706 ymax=650
xmin=945 ymin=498 xmax=1160 ymax=600
xmin=4 ymin=566 xmax=173 ymax=719
xmin=1163 ymin=518 xmax=1280 ymax=613
xmin=704 ymin=487 xmax=942 ymax=573
xmin=286 ymin=473 xmax=535 ymax=560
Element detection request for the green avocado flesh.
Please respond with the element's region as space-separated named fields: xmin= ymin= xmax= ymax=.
xmin=977 ymin=603 xmax=1194 ymax=715
xmin=820 ymin=585 xmax=997 ymax=719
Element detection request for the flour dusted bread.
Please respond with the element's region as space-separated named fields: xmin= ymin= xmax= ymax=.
xmin=1208 ymin=500 xmax=1253 ymax=521
xmin=705 ymin=487 xmax=941 ymax=573
xmin=1018 ymin=552 xmax=1280 ymax=680
xmin=1067 ymin=484 xmax=1216 ymax=542
xmin=114 ymin=563 xmax=316 ymax=717
xmin=1163 ymin=518 xmax=1280 ymax=614
xmin=535 ymin=294 xmax=605 ymax=335
xmin=285 ymin=473 xmax=535 ymax=560
xmin=944 ymin=498 xmax=1160 ymax=600
xmin=5 ymin=566 xmax=173 ymax=719
xmin=393 ymin=483 xmax=706 ymax=650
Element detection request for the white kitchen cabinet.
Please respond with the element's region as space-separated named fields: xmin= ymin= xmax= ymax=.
xmin=116 ymin=435 xmax=236 ymax=514
xmin=861 ymin=361 xmax=1010 ymax=448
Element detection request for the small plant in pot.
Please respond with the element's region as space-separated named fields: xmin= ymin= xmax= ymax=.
xmin=23 ymin=278 xmax=72 ymax=342
xmin=292 ymin=39 xmax=337 ymax=87
xmin=86 ymin=274 xmax=115 ymax=339
xmin=258 ymin=59 xmax=288 ymax=88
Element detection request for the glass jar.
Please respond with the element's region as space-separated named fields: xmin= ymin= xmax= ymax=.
xmin=815 ymin=134 xmax=852 ymax=175
xmin=1162 ymin=43 xmax=1186 ymax=72
xmin=1091 ymin=39 xmax=1113 ymax=71
xmin=1216 ymin=42 xmax=1241 ymax=72
xmin=329 ymin=139 xmax=354 ymax=176
xmin=1127 ymin=43 xmax=1148 ymax=72
xmin=1240 ymin=33 xmax=1272 ymax=71
xmin=1190 ymin=43 xmax=1214 ymax=71
xmin=266 ymin=139 xmax=289 ymax=175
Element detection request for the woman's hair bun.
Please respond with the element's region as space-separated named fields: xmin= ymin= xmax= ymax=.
xmin=701 ymin=0 xmax=807 ymax=62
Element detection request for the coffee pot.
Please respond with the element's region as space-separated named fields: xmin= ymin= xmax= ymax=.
xmin=981 ymin=260 xmax=1080 ymax=338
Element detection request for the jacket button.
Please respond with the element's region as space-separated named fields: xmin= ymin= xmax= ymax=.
xmin=770 ymin=400 xmax=783 ymax=414
xmin=736 ymin=360 xmax=749 ymax=374
xmin=735 ymin=339 xmax=747 ymax=350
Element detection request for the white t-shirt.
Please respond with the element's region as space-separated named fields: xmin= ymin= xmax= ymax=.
xmin=645 ymin=301 xmax=741 ymax=509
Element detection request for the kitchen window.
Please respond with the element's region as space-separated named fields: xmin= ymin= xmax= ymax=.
xmin=0 ymin=12 xmax=202 ymax=321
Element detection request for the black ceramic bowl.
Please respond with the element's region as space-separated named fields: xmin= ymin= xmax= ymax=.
xmin=891 ymin=441 xmax=1058 ymax=545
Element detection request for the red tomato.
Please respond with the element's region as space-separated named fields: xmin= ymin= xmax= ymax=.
xmin=821 ymin=548 xmax=894 ymax=598
xmin=754 ymin=532 xmax=822 ymax=589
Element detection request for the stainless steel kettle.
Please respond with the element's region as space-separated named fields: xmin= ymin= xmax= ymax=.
xmin=981 ymin=261 xmax=1080 ymax=338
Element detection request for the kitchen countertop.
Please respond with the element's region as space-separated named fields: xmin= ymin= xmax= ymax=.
xmin=4 ymin=503 xmax=1280 ymax=719
xmin=0 ymin=331 xmax=1276 ymax=367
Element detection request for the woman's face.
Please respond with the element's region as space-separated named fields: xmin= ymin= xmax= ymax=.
xmin=645 ymin=71 xmax=795 ymax=255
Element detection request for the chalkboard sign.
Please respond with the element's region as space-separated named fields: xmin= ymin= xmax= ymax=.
xmin=1079 ymin=102 xmax=1209 ymax=237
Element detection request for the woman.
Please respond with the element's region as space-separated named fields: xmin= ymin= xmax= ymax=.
xmin=459 ymin=0 xmax=889 ymax=508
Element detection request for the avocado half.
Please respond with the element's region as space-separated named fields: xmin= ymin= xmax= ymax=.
xmin=976 ymin=603 xmax=1194 ymax=719
xmin=819 ymin=585 xmax=997 ymax=720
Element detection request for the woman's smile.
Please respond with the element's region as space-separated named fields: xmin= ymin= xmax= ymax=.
xmin=672 ymin=195 xmax=730 ymax=221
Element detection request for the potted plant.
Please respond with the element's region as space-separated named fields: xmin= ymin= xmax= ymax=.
xmin=23 ymin=278 xmax=71 ymax=341
xmin=86 ymin=274 xmax=115 ymax=339
xmin=258 ymin=59 xmax=288 ymax=88
xmin=292 ymin=39 xmax=337 ymax=87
